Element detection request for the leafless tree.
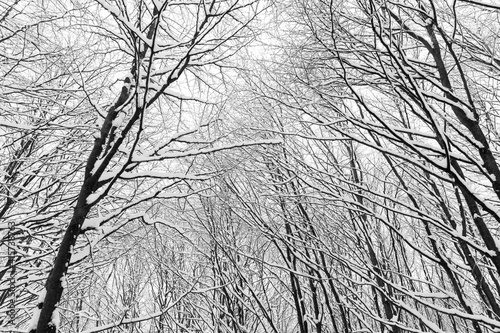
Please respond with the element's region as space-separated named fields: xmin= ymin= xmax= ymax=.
xmin=1 ymin=0 xmax=274 ymax=331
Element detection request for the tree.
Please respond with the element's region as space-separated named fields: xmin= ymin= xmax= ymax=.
xmin=0 ymin=0 xmax=102 ymax=326
xmin=1 ymin=0 xmax=275 ymax=331
xmin=5 ymin=0 xmax=500 ymax=332
xmin=257 ymin=0 xmax=500 ymax=331
xmin=198 ymin=0 xmax=500 ymax=331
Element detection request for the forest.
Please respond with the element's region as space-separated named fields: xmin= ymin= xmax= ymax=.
xmin=2 ymin=0 xmax=500 ymax=332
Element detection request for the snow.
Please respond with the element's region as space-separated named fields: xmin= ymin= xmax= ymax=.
xmin=27 ymin=289 xmax=47 ymax=331
xmin=494 ymin=237 xmax=500 ymax=252
xmin=395 ymin=300 xmax=445 ymax=333
xmin=86 ymin=189 xmax=104 ymax=205
xmin=27 ymin=308 xmax=41 ymax=332
xmin=0 ymin=121 xmax=35 ymax=130
xmin=86 ymin=193 xmax=100 ymax=205
xmin=140 ymin=213 xmax=183 ymax=231
xmin=132 ymin=139 xmax=282 ymax=162
xmin=119 ymin=171 xmax=207 ymax=180
xmin=60 ymin=275 xmax=67 ymax=289
xmin=50 ymin=309 xmax=60 ymax=329
xmin=37 ymin=289 xmax=46 ymax=303
xmin=152 ymin=0 xmax=162 ymax=9
xmin=170 ymin=58 xmax=188 ymax=80
xmin=112 ymin=112 xmax=125 ymax=128
xmin=98 ymin=171 xmax=119 ymax=182
xmin=90 ymin=158 xmax=104 ymax=176
xmin=82 ymin=217 xmax=102 ymax=230
xmin=162 ymin=88 xmax=205 ymax=102
xmin=423 ymin=90 xmax=474 ymax=119
xmin=71 ymin=222 xmax=122 ymax=264
xmin=80 ymin=301 xmax=184 ymax=333
xmin=95 ymin=0 xmax=152 ymax=48
xmin=70 ymin=248 xmax=91 ymax=264
xmin=464 ymin=0 xmax=500 ymax=9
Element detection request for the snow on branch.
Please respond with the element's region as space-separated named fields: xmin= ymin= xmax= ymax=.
xmin=132 ymin=139 xmax=282 ymax=162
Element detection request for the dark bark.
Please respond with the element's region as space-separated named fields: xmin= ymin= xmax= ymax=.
xmin=33 ymin=82 xmax=132 ymax=333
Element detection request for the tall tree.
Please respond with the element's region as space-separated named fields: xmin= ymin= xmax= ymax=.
xmin=1 ymin=0 xmax=272 ymax=331
xmin=204 ymin=0 xmax=500 ymax=331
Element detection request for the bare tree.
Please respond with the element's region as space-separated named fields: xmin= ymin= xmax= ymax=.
xmin=6 ymin=0 xmax=500 ymax=332
xmin=249 ymin=0 xmax=500 ymax=331
xmin=193 ymin=0 xmax=500 ymax=332
xmin=1 ymin=0 xmax=275 ymax=331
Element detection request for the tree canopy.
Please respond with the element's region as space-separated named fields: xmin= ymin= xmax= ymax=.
xmin=2 ymin=0 xmax=500 ymax=332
